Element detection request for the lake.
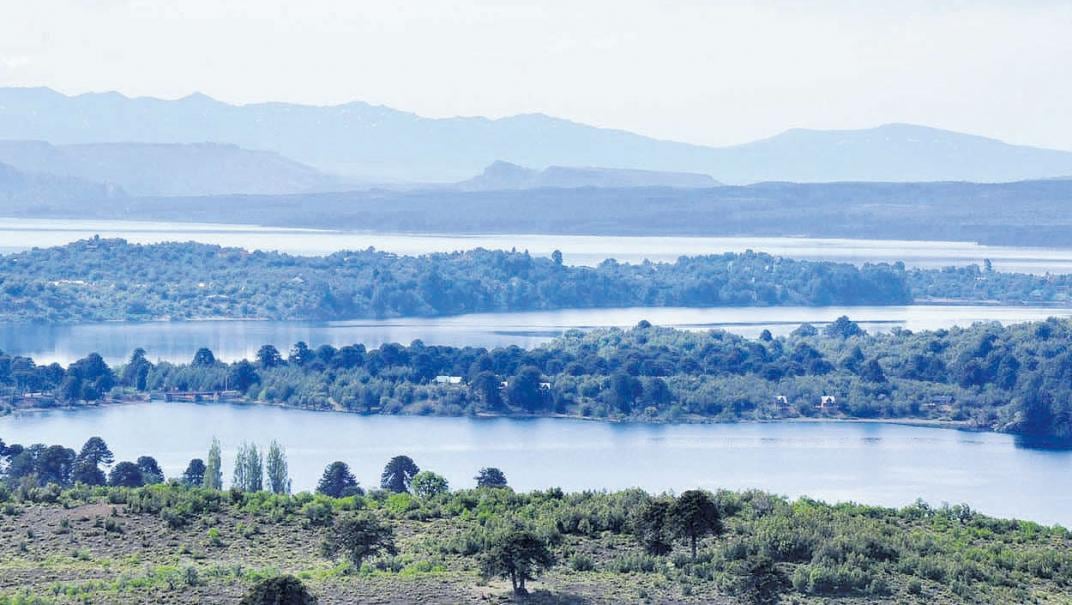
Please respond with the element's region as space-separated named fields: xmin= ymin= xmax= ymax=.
xmin=3 ymin=304 xmax=1071 ymax=365
xmin=1 ymin=403 xmax=1069 ymax=525
xmin=5 ymin=216 xmax=1072 ymax=273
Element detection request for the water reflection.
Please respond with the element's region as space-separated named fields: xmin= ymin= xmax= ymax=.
xmin=2 ymin=304 xmax=1070 ymax=365
xmin=3 ymin=405 xmax=1069 ymax=525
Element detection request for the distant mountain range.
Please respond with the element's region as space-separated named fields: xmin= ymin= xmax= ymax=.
xmin=5 ymin=177 xmax=1072 ymax=248
xmin=0 ymin=161 xmax=123 ymax=204
xmin=0 ymin=140 xmax=347 ymax=197
xmin=2 ymin=87 xmax=1072 ymax=183
xmin=457 ymin=161 xmax=719 ymax=190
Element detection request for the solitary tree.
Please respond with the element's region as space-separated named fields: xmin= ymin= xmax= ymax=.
xmin=475 ymin=467 xmax=508 ymax=488
xmin=108 ymin=461 xmax=144 ymax=487
xmin=121 ymin=348 xmax=153 ymax=391
xmin=481 ymin=529 xmax=555 ymax=595
xmin=507 ymin=366 xmax=544 ymax=412
xmin=192 ymin=347 xmax=217 ymax=367
xmin=470 ymin=371 xmax=503 ymax=410
xmin=229 ymin=360 xmax=260 ymax=392
xmin=411 ymin=471 xmax=449 ymax=499
xmin=266 ymin=440 xmax=290 ymax=494
xmin=136 ymin=455 xmax=164 ymax=484
xmin=77 ymin=437 xmax=114 ymax=467
xmin=183 ymin=458 xmax=206 ymax=487
xmin=203 ymin=437 xmax=223 ymax=490
xmin=320 ymin=512 xmax=396 ymax=569
xmin=380 ymin=455 xmax=419 ymax=493
xmin=634 ymin=498 xmax=675 ymax=555
xmin=37 ymin=445 xmax=76 ymax=486
xmin=72 ymin=436 xmax=113 ymax=485
xmin=256 ymin=345 xmax=284 ymax=369
xmin=288 ymin=342 xmax=315 ymax=366
xmin=317 ymin=461 xmax=360 ymax=498
xmin=824 ymin=315 xmax=864 ymax=339
xmin=670 ymin=490 xmax=723 ymax=559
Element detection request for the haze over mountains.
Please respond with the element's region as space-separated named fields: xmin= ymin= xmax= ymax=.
xmin=0 ymin=140 xmax=348 ymax=197
xmin=0 ymin=161 xmax=124 ymax=204
xmin=2 ymin=87 xmax=1072 ymax=184
xmin=457 ymin=161 xmax=719 ymax=190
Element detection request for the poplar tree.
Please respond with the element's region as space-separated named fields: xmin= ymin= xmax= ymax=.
xmin=266 ymin=440 xmax=290 ymax=494
xmin=233 ymin=442 xmax=263 ymax=492
xmin=203 ymin=437 xmax=223 ymax=490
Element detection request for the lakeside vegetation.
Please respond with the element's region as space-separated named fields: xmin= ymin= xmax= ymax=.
xmin=2 ymin=238 xmax=1072 ymax=324
xmin=3 ymin=318 xmax=1071 ymax=441
xmin=1 ymin=434 xmax=1070 ymax=604
xmin=0 ymin=238 xmax=911 ymax=322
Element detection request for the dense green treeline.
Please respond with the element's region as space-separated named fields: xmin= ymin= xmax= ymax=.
xmin=1 ymin=239 xmax=1069 ymax=323
xmin=4 ymin=318 xmax=1072 ymax=440
xmin=907 ymin=262 xmax=1072 ymax=303
xmin=0 ymin=237 xmax=981 ymax=322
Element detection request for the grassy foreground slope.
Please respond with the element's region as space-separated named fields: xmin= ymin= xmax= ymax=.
xmin=1 ymin=484 xmax=1070 ymax=604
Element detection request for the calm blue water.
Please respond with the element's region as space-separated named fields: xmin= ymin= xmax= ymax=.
xmin=3 ymin=304 xmax=1071 ymax=365
xmin=2 ymin=403 xmax=1070 ymax=526
xmin=4 ymin=217 xmax=1072 ymax=273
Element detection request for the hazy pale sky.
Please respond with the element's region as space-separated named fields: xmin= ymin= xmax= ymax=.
xmin=1 ymin=0 xmax=1070 ymax=149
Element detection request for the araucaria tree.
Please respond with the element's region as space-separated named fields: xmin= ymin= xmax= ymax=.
xmin=72 ymin=436 xmax=113 ymax=485
xmin=320 ymin=512 xmax=396 ymax=569
xmin=670 ymin=489 xmax=724 ymax=559
xmin=317 ymin=461 xmax=360 ymax=498
xmin=183 ymin=459 xmax=206 ymax=487
xmin=481 ymin=529 xmax=555 ymax=595
xmin=203 ymin=437 xmax=223 ymax=490
xmin=136 ymin=456 xmax=164 ymax=484
xmin=266 ymin=440 xmax=290 ymax=494
xmin=380 ymin=455 xmax=419 ymax=493
xmin=108 ymin=461 xmax=144 ymax=487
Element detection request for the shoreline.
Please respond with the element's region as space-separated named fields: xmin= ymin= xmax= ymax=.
xmin=2 ymin=298 xmax=1072 ymax=326
xmin=0 ymin=396 xmax=983 ymax=434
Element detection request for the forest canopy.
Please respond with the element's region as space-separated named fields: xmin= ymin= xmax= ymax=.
xmin=3 ymin=317 xmax=1071 ymax=441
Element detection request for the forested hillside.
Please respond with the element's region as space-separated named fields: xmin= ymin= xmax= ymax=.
xmin=4 ymin=319 xmax=1071 ymax=440
xmin=0 ymin=239 xmax=911 ymax=322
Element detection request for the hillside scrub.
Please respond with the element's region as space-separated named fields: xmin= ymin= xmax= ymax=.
xmin=0 ymin=482 xmax=1068 ymax=604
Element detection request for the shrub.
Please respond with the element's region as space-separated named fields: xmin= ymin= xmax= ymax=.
xmin=611 ymin=553 xmax=659 ymax=574
xmin=569 ymin=553 xmax=596 ymax=572
xmin=239 ymin=575 xmax=317 ymax=605
xmin=301 ymin=501 xmax=335 ymax=527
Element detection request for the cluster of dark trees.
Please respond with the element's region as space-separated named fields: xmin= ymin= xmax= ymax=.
xmin=0 ymin=237 xmax=913 ymax=322
xmin=313 ymin=454 xmax=506 ymax=499
xmin=0 ymin=433 xmax=507 ymax=505
xmin=0 ymin=435 xmax=163 ymax=490
xmin=4 ymin=318 xmax=1072 ymax=440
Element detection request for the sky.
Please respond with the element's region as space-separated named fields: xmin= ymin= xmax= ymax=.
xmin=1 ymin=0 xmax=1070 ymax=150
